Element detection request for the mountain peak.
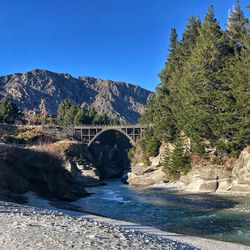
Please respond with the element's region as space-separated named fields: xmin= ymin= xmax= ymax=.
xmin=0 ymin=69 xmax=151 ymax=124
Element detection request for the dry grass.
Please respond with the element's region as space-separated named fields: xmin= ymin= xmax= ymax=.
xmin=221 ymin=155 xmax=237 ymax=169
xmin=33 ymin=141 xmax=63 ymax=160
xmin=16 ymin=126 xmax=43 ymax=140
xmin=189 ymin=154 xmax=211 ymax=166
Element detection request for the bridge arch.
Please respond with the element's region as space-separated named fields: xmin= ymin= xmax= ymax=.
xmin=87 ymin=128 xmax=135 ymax=147
xmin=73 ymin=125 xmax=146 ymax=146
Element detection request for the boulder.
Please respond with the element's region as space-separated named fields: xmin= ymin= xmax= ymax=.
xmin=198 ymin=180 xmax=218 ymax=192
xmin=231 ymin=147 xmax=250 ymax=194
xmin=128 ymin=167 xmax=166 ymax=187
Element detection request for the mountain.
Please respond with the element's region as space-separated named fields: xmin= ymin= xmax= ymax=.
xmin=0 ymin=69 xmax=152 ymax=124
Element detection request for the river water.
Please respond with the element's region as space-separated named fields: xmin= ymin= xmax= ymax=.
xmin=70 ymin=179 xmax=250 ymax=246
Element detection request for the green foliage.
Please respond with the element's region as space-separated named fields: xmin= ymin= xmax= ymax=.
xmin=140 ymin=2 xmax=250 ymax=163
xmin=139 ymin=127 xmax=161 ymax=159
xmin=0 ymin=97 xmax=21 ymax=124
xmin=57 ymin=99 xmax=122 ymax=126
xmin=57 ymin=99 xmax=76 ymax=126
xmin=220 ymin=47 xmax=250 ymax=156
xmin=161 ymin=135 xmax=190 ymax=179
xmin=227 ymin=0 xmax=249 ymax=45
xmin=212 ymin=156 xmax=221 ymax=166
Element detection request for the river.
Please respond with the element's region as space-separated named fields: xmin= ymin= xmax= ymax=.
xmin=66 ymin=179 xmax=250 ymax=246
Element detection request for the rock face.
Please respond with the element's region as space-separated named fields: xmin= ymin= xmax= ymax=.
xmin=231 ymin=147 xmax=250 ymax=193
xmin=0 ymin=144 xmax=88 ymax=201
xmin=128 ymin=143 xmax=168 ymax=187
xmin=177 ymin=166 xmax=232 ymax=193
xmin=128 ymin=163 xmax=166 ymax=187
xmin=0 ymin=69 xmax=151 ymax=124
xmin=48 ymin=140 xmax=102 ymax=187
xmin=128 ymin=143 xmax=250 ymax=194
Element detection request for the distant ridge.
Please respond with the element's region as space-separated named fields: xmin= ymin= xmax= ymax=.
xmin=0 ymin=69 xmax=152 ymax=124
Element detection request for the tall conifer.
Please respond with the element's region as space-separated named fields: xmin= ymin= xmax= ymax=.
xmin=228 ymin=0 xmax=248 ymax=45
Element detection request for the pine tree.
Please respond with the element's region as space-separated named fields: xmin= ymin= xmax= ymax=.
xmin=63 ymin=104 xmax=79 ymax=126
xmin=222 ymin=47 xmax=250 ymax=156
xmin=74 ymin=108 xmax=85 ymax=126
xmin=176 ymin=5 xmax=231 ymax=148
xmin=169 ymin=16 xmax=201 ymax=129
xmin=57 ymin=99 xmax=74 ymax=125
xmin=57 ymin=99 xmax=79 ymax=126
xmin=181 ymin=16 xmax=201 ymax=56
xmin=170 ymin=28 xmax=178 ymax=51
xmin=140 ymin=16 xmax=201 ymax=157
xmin=162 ymin=134 xmax=190 ymax=179
xmin=139 ymin=3 xmax=249 ymax=162
xmin=0 ymin=97 xmax=20 ymax=124
xmin=228 ymin=0 xmax=248 ymax=46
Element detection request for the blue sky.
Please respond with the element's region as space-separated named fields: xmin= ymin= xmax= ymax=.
xmin=0 ymin=0 xmax=249 ymax=91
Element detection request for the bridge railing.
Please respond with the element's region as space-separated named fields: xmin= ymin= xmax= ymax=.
xmin=74 ymin=124 xmax=148 ymax=129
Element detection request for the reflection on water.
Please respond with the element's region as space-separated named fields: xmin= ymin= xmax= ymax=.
xmin=72 ymin=180 xmax=250 ymax=246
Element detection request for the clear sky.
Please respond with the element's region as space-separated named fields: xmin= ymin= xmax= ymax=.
xmin=0 ymin=0 xmax=249 ymax=91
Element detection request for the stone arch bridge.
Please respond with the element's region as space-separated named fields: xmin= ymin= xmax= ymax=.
xmin=73 ymin=125 xmax=146 ymax=146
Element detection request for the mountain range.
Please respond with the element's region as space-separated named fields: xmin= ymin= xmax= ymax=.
xmin=0 ymin=69 xmax=152 ymax=124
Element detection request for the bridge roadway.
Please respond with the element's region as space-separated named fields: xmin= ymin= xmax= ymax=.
xmin=74 ymin=124 xmax=147 ymax=146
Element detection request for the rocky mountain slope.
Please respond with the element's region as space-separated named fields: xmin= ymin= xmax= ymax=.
xmin=0 ymin=69 xmax=151 ymax=124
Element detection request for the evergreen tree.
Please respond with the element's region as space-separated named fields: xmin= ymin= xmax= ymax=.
xmin=181 ymin=16 xmax=201 ymax=52
xmin=170 ymin=28 xmax=178 ymax=51
xmin=140 ymin=16 xmax=201 ymax=157
xmin=139 ymin=3 xmax=249 ymax=162
xmin=0 ymin=97 xmax=20 ymax=124
xmin=74 ymin=108 xmax=85 ymax=126
xmin=222 ymin=47 xmax=250 ymax=156
xmin=57 ymin=100 xmax=79 ymax=126
xmin=57 ymin=99 xmax=75 ymax=125
xmin=57 ymin=99 xmax=121 ymax=126
xmin=162 ymin=134 xmax=190 ymax=179
xmin=228 ymin=0 xmax=248 ymax=46
xmin=176 ymin=5 xmax=231 ymax=148
xmin=63 ymin=104 xmax=80 ymax=126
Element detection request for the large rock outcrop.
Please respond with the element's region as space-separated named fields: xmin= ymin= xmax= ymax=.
xmin=231 ymin=147 xmax=250 ymax=193
xmin=35 ymin=140 xmax=102 ymax=187
xmin=128 ymin=143 xmax=250 ymax=194
xmin=177 ymin=166 xmax=232 ymax=193
xmin=0 ymin=69 xmax=151 ymax=123
xmin=0 ymin=144 xmax=88 ymax=201
xmin=127 ymin=143 xmax=168 ymax=187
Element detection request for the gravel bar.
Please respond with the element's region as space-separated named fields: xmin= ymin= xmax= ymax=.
xmin=0 ymin=200 xmax=249 ymax=250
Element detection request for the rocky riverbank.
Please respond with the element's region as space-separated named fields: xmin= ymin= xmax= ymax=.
xmin=128 ymin=144 xmax=250 ymax=195
xmin=0 ymin=199 xmax=249 ymax=250
xmin=0 ymin=142 xmax=89 ymax=201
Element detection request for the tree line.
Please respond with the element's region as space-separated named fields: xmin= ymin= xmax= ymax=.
xmin=0 ymin=97 xmax=123 ymax=126
xmin=139 ymin=1 xmax=250 ymax=177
